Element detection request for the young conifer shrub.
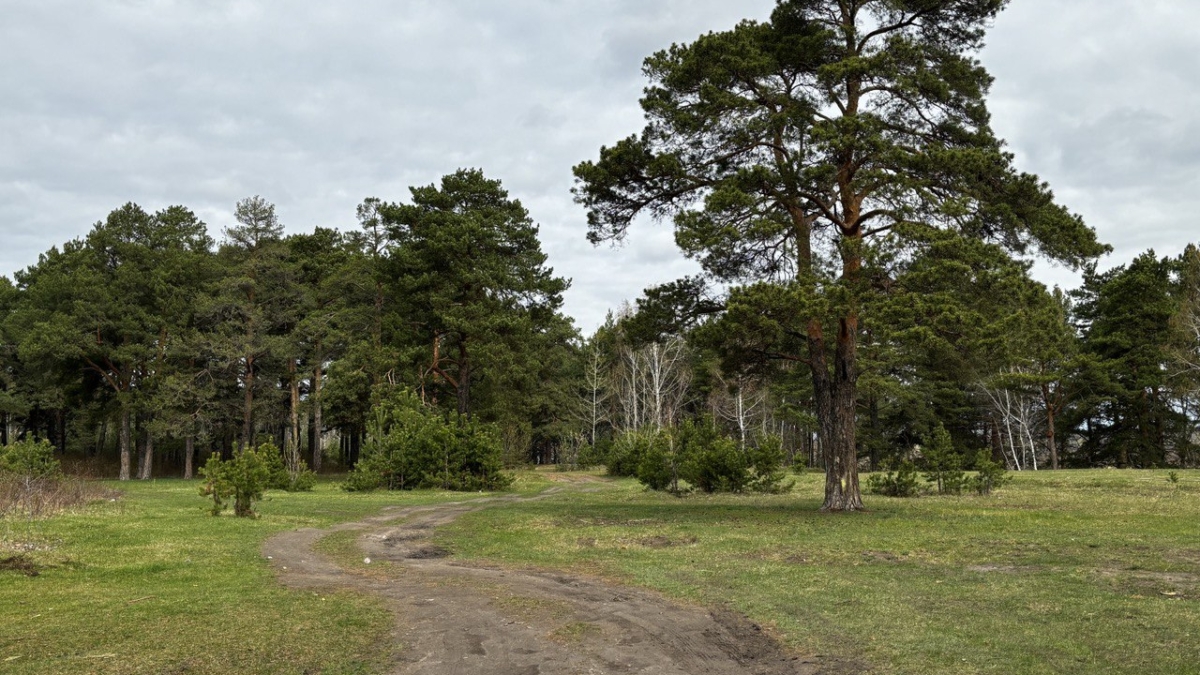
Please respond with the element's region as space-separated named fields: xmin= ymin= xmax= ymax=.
xmin=971 ymin=451 xmax=1011 ymax=496
xmin=345 ymin=388 xmax=511 ymax=492
xmin=922 ymin=424 xmax=968 ymax=495
xmin=867 ymin=460 xmax=921 ymax=498
xmin=199 ymin=443 xmax=275 ymax=517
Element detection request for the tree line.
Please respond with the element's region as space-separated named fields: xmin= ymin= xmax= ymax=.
xmin=578 ymin=246 xmax=1200 ymax=481
xmin=0 ymin=169 xmax=576 ymax=480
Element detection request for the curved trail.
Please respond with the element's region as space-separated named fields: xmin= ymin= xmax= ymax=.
xmin=263 ymin=489 xmax=842 ymax=675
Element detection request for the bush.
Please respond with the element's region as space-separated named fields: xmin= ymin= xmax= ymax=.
xmin=745 ymin=435 xmax=793 ymax=494
xmin=345 ymin=388 xmax=512 ymax=492
xmin=922 ymin=425 xmax=968 ymax=495
xmin=199 ymin=444 xmax=275 ymax=517
xmin=636 ymin=431 xmax=686 ymax=493
xmin=578 ymin=438 xmax=609 ymax=470
xmin=0 ymin=439 xmax=62 ymax=479
xmin=261 ymin=446 xmax=317 ymax=492
xmin=0 ymin=439 xmax=115 ymax=520
xmin=867 ymin=460 xmax=921 ymax=497
xmin=971 ymin=450 xmax=1010 ymax=496
xmin=628 ymin=419 xmax=792 ymax=495
xmin=686 ymin=434 xmax=748 ymax=493
xmin=606 ymin=431 xmax=654 ymax=478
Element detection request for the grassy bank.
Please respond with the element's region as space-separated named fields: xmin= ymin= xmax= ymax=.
xmin=0 ymin=477 xmax=533 ymax=675
xmin=439 ymin=469 xmax=1200 ymax=675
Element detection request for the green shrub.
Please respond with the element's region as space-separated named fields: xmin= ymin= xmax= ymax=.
xmin=577 ymin=438 xmax=609 ymax=470
xmin=199 ymin=444 xmax=275 ymax=518
xmin=345 ymin=388 xmax=512 ymax=492
xmin=629 ymin=419 xmax=791 ymax=495
xmin=606 ymin=431 xmax=653 ymax=478
xmin=0 ymin=439 xmax=62 ymax=479
xmin=685 ymin=435 xmax=747 ymax=493
xmin=636 ymin=430 xmax=688 ymax=493
xmin=922 ymin=424 xmax=968 ymax=495
xmin=745 ymin=434 xmax=793 ymax=494
xmin=261 ymin=446 xmax=317 ymax=492
xmin=867 ymin=460 xmax=921 ymax=497
xmin=971 ymin=450 xmax=1010 ymax=496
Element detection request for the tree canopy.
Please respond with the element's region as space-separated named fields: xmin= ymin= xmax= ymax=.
xmin=574 ymin=0 xmax=1107 ymax=510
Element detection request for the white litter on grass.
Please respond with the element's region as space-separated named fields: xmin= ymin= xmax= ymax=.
xmin=364 ymin=558 xmax=372 ymax=564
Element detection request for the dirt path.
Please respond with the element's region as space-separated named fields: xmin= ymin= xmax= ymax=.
xmin=263 ymin=490 xmax=845 ymax=675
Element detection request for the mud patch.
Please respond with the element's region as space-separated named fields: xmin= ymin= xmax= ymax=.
xmin=543 ymin=474 xmax=611 ymax=484
xmin=861 ymin=551 xmax=907 ymax=564
xmin=0 ymin=555 xmax=40 ymax=577
xmin=639 ymin=535 xmax=698 ymax=548
xmin=1099 ymin=569 xmax=1199 ymax=601
xmin=404 ymin=545 xmax=451 ymax=560
xmin=549 ymin=621 xmax=604 ymax=644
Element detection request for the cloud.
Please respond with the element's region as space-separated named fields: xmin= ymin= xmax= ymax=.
xmin=2 ymin=0 xmax=1196 ymax=333
xmin=983 ymin=0 xmax=1200 ymax=280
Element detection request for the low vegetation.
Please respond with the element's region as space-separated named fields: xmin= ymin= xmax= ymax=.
xmin=0 ymin=478 xmax=521 ymax=675
xmin=0 ymin=440 xmax=117 ymax=521
xmin=344 ymin=389 xmax=512 ymax=493
xmin=600 ymin=418 xmax=791 ymax=495
xmin=441 ymin=470 xmax=1200 ymax=675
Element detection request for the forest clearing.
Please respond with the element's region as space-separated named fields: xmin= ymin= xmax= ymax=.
xmin=4 ymin=1 xmax=1200 ymax=673
xmin=2 ymin=469 xmax=1198 ymax=674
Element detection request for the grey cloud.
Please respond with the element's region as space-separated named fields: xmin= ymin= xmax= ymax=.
xmin=2 ymin=0 xmax=1196 ymax=333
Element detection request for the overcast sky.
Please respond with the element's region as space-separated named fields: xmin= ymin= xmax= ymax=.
xmin=2 ymin=0 xmax=1197 ymax=333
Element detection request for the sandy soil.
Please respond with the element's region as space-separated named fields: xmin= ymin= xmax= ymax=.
xmin=263 ymin=490 xmax=851 ymax=675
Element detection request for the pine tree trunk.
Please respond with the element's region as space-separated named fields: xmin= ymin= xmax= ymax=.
xmin=312 ymin=362 xmax=324 ymax=473
xmin=821 ymin=316 xmax=864 ymax=512
xmin=242 ymin=356 xmax=254 ymax=452
xmin=288 ymin=359 xmax=301 ymax=474
xmin=184 ymin=433 xmax=195 ymax=480
xmin=139 ymin=429 xmax=153 ymax=480
xmin=119 ymin=407 xmax=132 ymax=481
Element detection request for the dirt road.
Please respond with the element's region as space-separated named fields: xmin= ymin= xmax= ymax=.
xmin=263 ymin=491 xmax=846 ymax=675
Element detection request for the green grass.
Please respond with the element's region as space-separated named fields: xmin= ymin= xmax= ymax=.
xmin=438 ymin=470 xmax=1200 ymax=675
xmin=0 ymin=475 xmax=540 ymax=675
xmin=4 ymin=469 xmax=1198 ymax=674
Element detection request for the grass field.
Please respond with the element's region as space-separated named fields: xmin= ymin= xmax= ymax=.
xmin=0 ymin=477 xmax=537 ymax=674
xmin=2 ymin=470 xmax=1198 ymax=674
xmin=440 ymin=470 xmax=1200 ymax=675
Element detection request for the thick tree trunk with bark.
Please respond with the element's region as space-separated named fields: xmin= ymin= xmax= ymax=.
xmin=138 ymin=428 xmax=153 ymax=480
xmin=823 ymin=316 xmax=863 ymax=511
xmin=287 ymin=359 xmax=301 ymax=474
xmin=312 ymin=362 xmax=324 ymax=472
xmin=184 ymin=433 xmax=195 ymax=479
xmin=119 ymin=407 xmax=132 ymax=481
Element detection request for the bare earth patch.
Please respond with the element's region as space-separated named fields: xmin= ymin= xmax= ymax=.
xmin=264 ymin=492 xmax=848 ymax=674
xmin=0 ymin=554 xmax=40 ymax=576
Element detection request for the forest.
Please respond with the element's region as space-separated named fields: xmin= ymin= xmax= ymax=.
xmin=1 ymin=1 xmax=1198 ymax=514
xmin=3 ymin=174 xmax=1198 ymax=499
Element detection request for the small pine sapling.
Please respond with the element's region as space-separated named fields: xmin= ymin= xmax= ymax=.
xmin=922 ymin=424 xmax=968 ymax=495
xmin=867 ymin=460 xmax=921 ymax=498
xmin=971 ymin=451 xmax=1011 ymax=496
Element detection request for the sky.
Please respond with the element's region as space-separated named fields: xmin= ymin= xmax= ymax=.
xmin=2 ymin=0 xmax=1197 ymax=333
